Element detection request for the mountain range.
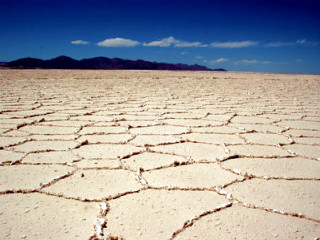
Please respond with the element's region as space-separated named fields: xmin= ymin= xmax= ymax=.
xmin=3 ymin=56 xmax=226 ymax=71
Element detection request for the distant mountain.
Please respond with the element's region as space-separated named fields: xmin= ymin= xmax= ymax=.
xmin=6 ymin=56 xmax=226 ymax=71
xmin=46 ymin=56 xmax=81 ymax=69
xmin=212 ymin=68 xmax=227 ymax=72
xmin=7 ymin=58 xmax=47 ymax=68
xmin=0 ymin=62 xmax=8 ymax=68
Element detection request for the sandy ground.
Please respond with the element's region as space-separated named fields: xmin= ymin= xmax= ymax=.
xmin=0 ymin=69 xmax=319 ymax=239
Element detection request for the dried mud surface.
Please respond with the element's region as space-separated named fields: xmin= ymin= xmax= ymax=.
xmin=0 ymin=69 xmax=319 ymax=239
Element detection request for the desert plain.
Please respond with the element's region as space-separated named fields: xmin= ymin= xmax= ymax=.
xmin=0 ymin=69 xmax=319 ymax=239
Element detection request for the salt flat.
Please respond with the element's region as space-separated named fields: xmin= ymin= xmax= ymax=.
xmin=0 ymin=69 xmax=319 ymax=239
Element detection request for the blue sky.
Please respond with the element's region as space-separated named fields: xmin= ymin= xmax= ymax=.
xmin=1 ymin=0 xmax=319 ymax=73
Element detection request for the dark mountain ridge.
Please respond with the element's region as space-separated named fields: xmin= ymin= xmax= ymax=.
xmin=6 ymin=56 xmax=226 ymax=71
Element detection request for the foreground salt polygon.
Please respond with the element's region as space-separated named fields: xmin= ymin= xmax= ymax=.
xmin=0 ymin=70 xmax=319 ymax=239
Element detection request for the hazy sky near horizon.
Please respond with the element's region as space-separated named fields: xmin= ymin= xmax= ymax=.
xmin=1 ymin=0 xmax=320 ymax=73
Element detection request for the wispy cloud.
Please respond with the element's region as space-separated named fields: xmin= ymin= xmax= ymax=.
xmin=234 ymin=59 xmax=271 ymax=65
xmin=143 ymin=36 xmax=207 ymax=47
xmin=265 ymin=41 xmax=295 ymax=47
xmin=297 ymin=39 xmax=318 ymax=46
xmin=73 ymin=37 xmax=318 ymax=50
xmin=97 ymin=37 xmax=140 ymax=47
xmin=71 ymin=40 xmax=89 ymax=45
xmin=210 ymin=41 xmax=258 ymax=48
xmin=195 ymin=56 xmax=203 ymax=59
xmin=175 ymin=41 xmax=207 ymax=48
xmin=296 ymin=39 xmax=306 ymax=44
xmin=203 ymin=58 xmax=273 ymax=65
xmin=181 ymin=51 xmax=189 ymax=55
xmin=265 ymin=39 xmax=317 ymax=47
xmin=207 ymin=58 xmax=229 ymax=65
xmin=143 ymin=37 xmax=174 ymax=47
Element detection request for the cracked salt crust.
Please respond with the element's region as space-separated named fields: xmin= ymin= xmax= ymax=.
xmin=2 ymin=129 xmax=31 ymax=137
xmin=0 ymin=150 xmax=24 ymax=164
xmin=39 ymin=120 xmax=89 ymax=127
xmin=5 ymin=110 xmax=53 ymax=117
xmin=104 ymin=189 xmax=228 ymax=239
xmin=222 ymin=157 xmax=320 ymax=179
xmin=143 ymin=163 xmax=240 ymax=188
xmin=111 ymin=114 xmax=156 ymax=121
xmin=122 ymin=152 xmax=188 ymax=171
xmin=304 ymin=116 xmax=320 ymax=121
xmin=231 ymin=115 xmax=275 ymax=124
xmin=12 ymin=140 xmax=79 ymax=152
xmin=43 ymin=169 xmax=142 ymax=200
xmin=162 ymin=119 xmax=221 ymax=127
xmin=22 ymin=151 xmax=78 ymax=164
xmin=174 ymin=205 xmax=320 ymax=239
xmin=0 ymin=136 xmax=27 ymax=148
xmin=227 ymin=144 xmax=290 ymax=157
xmin=0 ymin=193 xmax=99 ymax=240
xmin=129 ymin=134 xmax=181 ymax=147
xmin=229 ymin=123 xmax=285 ymax=133
xmin=0 ymin=70 xmax=319 ymax=239
xmin=0 ymin=123 xmax=22 ymax=129
xmin=204 ymin=113 xmax=235 ymax=122
xmin=73 ymin=144 xmax=142 ymax=159
xmin=283 ymin=144 xmax=320 ymax=159
xmin=293 ymin=137 xmax=320 ymax=145
xmin=70 ymin=115 xmax=114 ymax=122
xmin=262 ymin=113 xmax=305 ymax=120
xmin=192 ymin=125 xmax=245 ymax=134
xmin=75 ymin=159 xmax=120 ymax=169
xmin=117 ymin=120 xmax=157 ymax=127
xmin=179 ymin=133 xmax=245 ymax=144
xmin=240 ymin=132 xmax=290 ymax=145
xmin=79 ymin=126 xmax=128 ymax=135
xmin=30 ymin=134 xmax=78 ymax=140
xmin=151 ymin=142 xmax=229 ymax=161
xmin=285 ymin=129 xmax=320 ymax=137
xmin=77 ymin=134 xmax=132 ymax=144
xmin=0 ymin=165 xmax=73 ymax=191
xmin=19 ymin=125 xmax=79 ymax=135
xmin=90 ymin=122 xmax=118 ymax=127
xmin=129 ymin=125 xmax=189 ymax=135
xmin=163 ymin=112 xmax=207 ymax=119
xmin=276 ymin=120 xmax=320 ymax=130
xmin=225 ymin=179 xmax=320 ymax=220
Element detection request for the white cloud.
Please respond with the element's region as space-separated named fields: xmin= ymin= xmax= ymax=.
xmin=71 ymin=40 xmax=89 ymax=45
xmin=143 ymin=36 xmax=175 ymax=47
xmin=175 ymin=41 xmax=207 ymax=48
xmin=210 ymin=41 xmax=258 ymax=48
xmin=97 ymin=37 xmax=140 ymax=47
xmin=265 ymin=41 xmax=294 ymax=47
xmin=265 ymin=39 xmax=314 ymax=47
xmin=215 ymin=58 xmax=228 ymax=63
xmin=195 ymin=56 xmax=203 ymax=59
xmin=209 ymin=58 xmax=229 ymax=65
xmin=143 ymin=36 xmax=207 ymax=47
xmin=296 ymin=39 xmax=306 ymax=44
xmin=234 ymin=59 xmax=270 ymax=65
xmin=181 ymin=51 xmax=189 ymax=55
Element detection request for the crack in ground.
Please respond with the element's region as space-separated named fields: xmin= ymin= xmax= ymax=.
xmin=169 ymin=202 xmax=233 ymax=239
